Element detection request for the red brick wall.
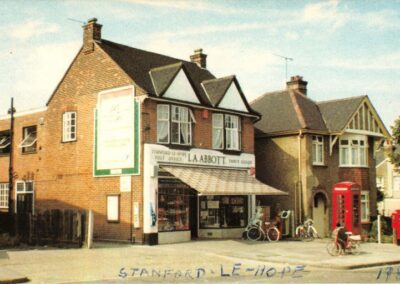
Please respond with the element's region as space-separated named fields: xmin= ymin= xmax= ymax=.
xmin=142 ymin=99 xmax=254 ymax=153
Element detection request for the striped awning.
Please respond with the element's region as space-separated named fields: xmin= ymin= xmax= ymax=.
xmin=161 ymin=166 xmax=287 ymax=196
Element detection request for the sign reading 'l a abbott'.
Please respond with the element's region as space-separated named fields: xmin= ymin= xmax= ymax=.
xmin=94 ymin=86 xmax=140 ymax=176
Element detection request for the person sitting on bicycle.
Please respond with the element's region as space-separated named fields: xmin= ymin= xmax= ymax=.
xmin=334 ymin=223 xmax=348 ymax=251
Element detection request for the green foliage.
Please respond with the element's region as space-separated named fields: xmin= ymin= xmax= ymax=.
xmin=389 ymin=116 xmax=400 ymax=172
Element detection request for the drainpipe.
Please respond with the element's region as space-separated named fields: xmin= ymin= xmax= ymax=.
xmin=297 ymin=130 xmax=303 ymax=224
xmin=8 ymin=98 xmax=15 ymax=218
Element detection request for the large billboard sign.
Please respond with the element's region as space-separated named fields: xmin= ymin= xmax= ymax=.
xmin=94 ymin=86 xmax=140 ymax=176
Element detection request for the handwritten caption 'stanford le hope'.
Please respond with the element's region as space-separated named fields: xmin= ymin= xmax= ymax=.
xmin=118 ymin=264 xmax=307 ymax=280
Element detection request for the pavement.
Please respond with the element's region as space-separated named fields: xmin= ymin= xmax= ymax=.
xmin=1 ymin=239 xmax=400 ymax=283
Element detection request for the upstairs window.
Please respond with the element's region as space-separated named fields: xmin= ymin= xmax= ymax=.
xmin=361 ymin=191 xmax=370 ymax=222
xmin=212 ymin=114 xmax=241 ymax=151
xmin=19 ymin=126 xmax=37 ymax=154
xmin=0 ymin=131 xmax=11 ymax=155
xmin=157 ymin=104 xmax=194 ymax=146
xmin=312 ymin=135 xmax=324 ymax=165
xmin=339 ymin=135 xmax=368 ymax=167
xmin=63 ymin=112 xmax=77 ymax=142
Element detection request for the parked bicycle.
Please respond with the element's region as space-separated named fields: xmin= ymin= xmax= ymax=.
xmin=326 ymin=231 xmax=361 ymax=256
xmin=245 ymin=214 xmax=280 ymax=242
xmin=295 ymin=218 xmax=319 ymax=241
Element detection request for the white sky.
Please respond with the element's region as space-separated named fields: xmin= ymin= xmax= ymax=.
xmin=0 ymin=0 xmax=399 ymax=130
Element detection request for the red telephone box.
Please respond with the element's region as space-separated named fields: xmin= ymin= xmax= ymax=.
xmin=332 ymin=182 xmax=362 ymax=235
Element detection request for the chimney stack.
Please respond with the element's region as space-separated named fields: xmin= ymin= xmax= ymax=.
xmin=190 ymin=48 xmax=207 ymax=68
xmin=83 ymin=18 xmax=102 ymax=53
xmin=287 ymin=75 xmax=308 ymax=96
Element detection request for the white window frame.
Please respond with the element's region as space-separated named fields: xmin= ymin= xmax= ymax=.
xmin=14 ymin=180 xmax=34 ymax=214
xmin=312 ymin=135 xmax=324 ymax=165
xmin=376 ymin=176 xmax=385 ymax=191
xmin=18 ymin=126 xmax=37 ymax=153
xmin=62 ymin=111 xmax=77 ymax=142
xmin=0 ymin=183 xmax=9 ymax=209
xmin=225 ymin=114 xmax=241 ymax=151
xmin=339 ymin=134 xmax=368 ymax=167
xmin=157 ymin=104 xmax=193 ymax=146
xmin=361 ymin=191 xmax=370 ymax=222
xmin=212 ymin=113 xmax=224 ymax=150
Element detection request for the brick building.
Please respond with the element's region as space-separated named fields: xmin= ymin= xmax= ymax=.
xmin=0 ymin=18 xmax=286 ymax=244
xmin=251 ymin=76 xmax=390 ymax=237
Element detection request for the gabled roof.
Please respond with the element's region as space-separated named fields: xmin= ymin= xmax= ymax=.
xmin=251 ymin=90 xmax=327 ymax=134
xmin=202 ymin=76 xmax=235 ymax=106
xmin=149 ymin=62 xmax=182 ymax=96
xmin=317 ymin=96 xmax=366 ymax=132
xmin=98 ymin=40 xmax=215 ymax=105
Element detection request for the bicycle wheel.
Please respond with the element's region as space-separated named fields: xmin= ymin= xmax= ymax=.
xmin=247 ymin=226 xmax=262 ymax=241
xmin=351 ymin=242 xmax=361 ymax=255
xmin=326 ymin=241 xmax=341 ymax=256
xmin=266 ymin=227 xmax=280 ymax=242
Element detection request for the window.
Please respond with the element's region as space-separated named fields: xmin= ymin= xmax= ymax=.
xmin=212 ymin=114 xmax=241 ymax=151
xmin=0 ymin=183 xmax=9 ymax=209
xmin=19 ymin=126 xmax=37 ymax=153
xmin=157 ymin=104 xmax=194 ymax=146
xmin=157 ymin=179 xmax=194 ymax=232
xmin=376 ymin=176 xmax=384 ymax=191
xmin=15 ymin=180 xmax=34 ymax=213
xmin=62 ymin=112 xmax=77 ymax=142
xmin=199 ymin=195 xmax=247 ymax=228
xmin=0 ymin=131 xmax=11 ymax=155
xmin=361 ymin=191 xmax=370 ymax=222
xmin=312 ymin=135 xmax=324 ymax=165
xmin=339 ymin=135 xmax=368 ymax=167
xmin=107 ymin=195 xmax=120 ymax=222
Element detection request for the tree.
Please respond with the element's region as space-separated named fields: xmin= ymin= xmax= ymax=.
xmin=389 ymin=116 xmax=400 ymax=172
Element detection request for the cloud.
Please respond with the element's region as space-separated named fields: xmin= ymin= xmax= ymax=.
xmin=302 ymin=0 xmax=350 ymax=29
xmin=120 ymin=0 xmax=245 ymax=14
xmin=326 ymin=52 xmax=400 ymax=70
xmin=7 ymin=19 xmax=59 ymax=40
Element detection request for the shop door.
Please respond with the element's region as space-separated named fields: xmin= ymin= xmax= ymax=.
xmin=189 ymin=195 xmax=198 ymax=239
xmin=313 ymin=194 xmax=328 ymax=237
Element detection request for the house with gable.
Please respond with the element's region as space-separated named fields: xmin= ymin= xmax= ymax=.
xmin=251 ymin=76 xmax=390 ymax=237
xmin=0 ymin=18 xmax=286 ymax=245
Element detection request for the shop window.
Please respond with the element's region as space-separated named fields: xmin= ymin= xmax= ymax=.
xmin=158 ymin=179 xmax=194 ymax=232
xmin=312 ymin=135 xmax=324 ymax=165
xmin=107 ymin=195 xmax=120 ymax=222
xmin=199 ymin=195 xmax=247 ymax=228
xmin=62 ymin=111 xmax=77 ymax=142
xmin=361 ymin=191 xmax=369 ymax=222
xmin=212 ymin=114 xmax=241 ymax=151
xmin=157 ymin=104 xmax=194 ymax=146
xmin=339 ymin=135 xmax=368 ymax=167
xmin=19 ymin=126 xmax=37 ymax=153
xmin=0 ymin=131 xmax=11 ymax=155
xmin=0 ymin=183 xmax=9 ymax=209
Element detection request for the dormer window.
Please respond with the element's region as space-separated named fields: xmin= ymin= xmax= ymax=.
xmin=157 ymin=104 xmax=194 ymax=146
xmin=212 ymin=113 xmax=241 ymax=151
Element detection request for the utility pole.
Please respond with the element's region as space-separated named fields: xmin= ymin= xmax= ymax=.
xmin=8 ymin=97 xmax=15 ymax=216
xmin=273 ymin=53 xmax=294 ymax=81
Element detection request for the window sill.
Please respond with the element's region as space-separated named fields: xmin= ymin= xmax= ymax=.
xmin=21 ymin=151 xmax=37 ymax=155
xmin=339 ymin=165 xmax=369 ymax=169
xmin=312 ymin=163 xmax=327 ymax=167
xmin=61 ymin=139 xmax=77 ymax=144
xmin=0 ymin=154 xmax=10 ymax=157
xmin=107 ymin=220 xmax=120 ymax=224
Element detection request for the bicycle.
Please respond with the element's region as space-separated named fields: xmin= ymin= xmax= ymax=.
xmin=295 ymin=218 xmax=319 ymax=241
xmin=326 ymin=231 xmax=361 ymax=256
xmin=245 ymin=219 xmax=281 ymax=242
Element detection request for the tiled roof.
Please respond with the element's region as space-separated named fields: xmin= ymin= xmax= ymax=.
xmin=202 ymin=76 xmax=234 ymax=107
xmin=99 ymin=40 xmax=216 ymax=105
xmin=149 ymin=62 xmax=182 ymax=96
xmin=317 ymin=96 xmax=366 ymax=132
xmin=251 ymin=90 xmax=327 ymax=134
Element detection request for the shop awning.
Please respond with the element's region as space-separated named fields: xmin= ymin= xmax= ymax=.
xmin=161 ymin=166 xmax=288 ymax=196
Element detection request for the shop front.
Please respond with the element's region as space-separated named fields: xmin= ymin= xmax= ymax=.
xmin=143 ymin=144 xmax=286 ymax=245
